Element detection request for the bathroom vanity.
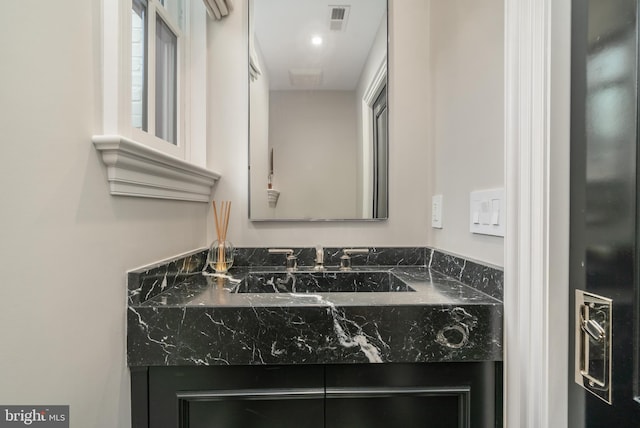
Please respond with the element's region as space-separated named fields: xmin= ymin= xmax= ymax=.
xmin=128 ymin=247 xmax=503 ymax=428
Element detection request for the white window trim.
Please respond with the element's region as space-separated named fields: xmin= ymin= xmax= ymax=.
xmin=95 ymin=0 xmax=218 ymax=202
xmin=504 ymin=0 xmax=570 ymax=426
xmin=93 ymin=135 xmax=220 ymax=202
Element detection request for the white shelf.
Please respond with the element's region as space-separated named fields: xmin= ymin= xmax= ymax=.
xmin=267 ymin=189 xmax=280 ymax=207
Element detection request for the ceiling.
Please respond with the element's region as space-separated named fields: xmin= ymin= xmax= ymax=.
xmin=252 ymin=0 xmax=386 ymax=91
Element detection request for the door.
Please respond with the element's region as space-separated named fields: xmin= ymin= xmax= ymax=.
xmin=372 ymin=84 xmax=388 ymax=218
xmin=570 ymin=0 xmax=640 ymax=426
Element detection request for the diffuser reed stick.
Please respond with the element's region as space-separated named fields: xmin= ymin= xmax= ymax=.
xmin=212 ymin=200 xmax=232 ymax=272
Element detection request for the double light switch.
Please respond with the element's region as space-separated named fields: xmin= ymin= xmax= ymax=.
xmin=470 ymin=188 xmax=505 ymax=237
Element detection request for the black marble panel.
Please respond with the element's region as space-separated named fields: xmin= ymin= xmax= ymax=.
xmin=429 ymin=249 xmax=504 ymax=301
xmin=235 ymin=271 xmax=414 ymax=293
xmin=127 ymin=246 xmax=503 ymax=367
xmin=128 ymin=299 xmax=502 ymax=366
xmin=127 ymin=249 xmax=207 ymax=305
xmin=323 ymin=247 xmax=428 ymax=267
xmin=233 ymin=247 xmax=316 ymax=267
xmin=233 ymin=247 xmax=428 ymax=268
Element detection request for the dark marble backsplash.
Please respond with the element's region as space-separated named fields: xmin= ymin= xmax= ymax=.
xmin=128 ymin=249 xmax=207 ymax=305
xmin=234 ymin=246 xmax=428 ymax=268
xmin=428 ymin=249 xmax=504 ymax=301
xmin=128 ymin=246 xmax=503 ymax=305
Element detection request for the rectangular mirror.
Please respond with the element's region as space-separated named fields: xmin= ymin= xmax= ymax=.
xmin=248 ymin=0 xmax=388 ymax=221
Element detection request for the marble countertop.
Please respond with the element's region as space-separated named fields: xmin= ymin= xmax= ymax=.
xmin=138 ymin=266 xmax=498 ymax=308
xmin=127 ymin=248 xmax=503 ymax=367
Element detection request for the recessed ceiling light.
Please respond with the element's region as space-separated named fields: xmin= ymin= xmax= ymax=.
xmin=311 ymin=36 xmax=323 ymax=46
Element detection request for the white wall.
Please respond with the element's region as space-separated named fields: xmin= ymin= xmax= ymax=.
xmin=208 ymin=0 xmax=431 ymax=247
xmin=0 ymin=2 xmax=208 ymax=427
xmin=209 ymin=0 xmax=505 ymax=265
xmin=249 ymin=42 xmax=271 ymax=218
xmin=267 ymin=90 xmax=358 ymax=219
xmin=428 ymin=0 xmax=505 ymax=267
xmin=548 ymin=0 xmax=571 ymax=423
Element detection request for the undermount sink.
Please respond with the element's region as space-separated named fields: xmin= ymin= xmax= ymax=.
xmin=233 ymin=270 xmax=415 ymax=293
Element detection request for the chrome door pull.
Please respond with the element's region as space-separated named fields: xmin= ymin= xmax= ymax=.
xmin=575 ymin=290 xmax=612 ymax=404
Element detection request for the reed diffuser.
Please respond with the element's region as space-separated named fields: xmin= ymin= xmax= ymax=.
xmin=207 ymin=200 xmax=234 ymax=273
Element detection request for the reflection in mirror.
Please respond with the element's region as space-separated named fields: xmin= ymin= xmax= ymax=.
xmin=249 ymin=0 xmax=388 ymax=220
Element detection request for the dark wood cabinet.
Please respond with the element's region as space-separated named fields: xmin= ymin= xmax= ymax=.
xmin=183 ymin=389 xmax=324 ymax=428
xmin=325 ymin=363 xmax=496 ymax=428
xmin=132 ymin=363 xmax=500 ymax=428
xmin=326 ymin=390 xmax=463 ymax=428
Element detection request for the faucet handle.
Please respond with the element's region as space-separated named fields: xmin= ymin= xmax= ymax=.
xmin=268 ymin=248 xmax=297 ymax=271
xmin=340 ymin=248 xmax=369 ymax=270
xmin=314 ymin=245 xmax=325 ymax=270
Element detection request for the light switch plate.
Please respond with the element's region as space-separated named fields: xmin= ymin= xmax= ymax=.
xmin=470 ymin=188 xmax=505 ymax=237
xmin=432 ymin=194 xmax=443 ymax=229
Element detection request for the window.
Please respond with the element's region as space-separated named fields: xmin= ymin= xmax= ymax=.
xmin=93 ymin=0 xmax=219 ymax=202
xmin=131 ymin=0 xmax=184 ymax=153
xmin=155 ymin=15 xmax=178 ymax=144
xmin=131 ymin=0 xmax=147 ymax=131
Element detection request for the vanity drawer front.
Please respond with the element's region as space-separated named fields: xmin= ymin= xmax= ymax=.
xmin=145 ymin=365 xmax=324 ymax=428
xmin=184 ymin=388 xmax=324 ymax=428
xmin=325 ymin=363 xmax=498 ymax=428
xmin=326 ymin=387 xmax=465 ymax=428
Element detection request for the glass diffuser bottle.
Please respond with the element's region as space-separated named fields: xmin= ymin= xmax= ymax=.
xmin=208 ymin=200 xmax=234 ymax=273
xmin=207 ymin=240 xmax=234 ymax=273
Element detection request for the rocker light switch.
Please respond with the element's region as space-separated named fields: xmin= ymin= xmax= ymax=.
xmin=432 ymin=194 xmax=443 ymax=229
xmin=491 ymin=199 xmax=500 ymax=225
xmin=470 ymin=189 xmax=505 ymax=237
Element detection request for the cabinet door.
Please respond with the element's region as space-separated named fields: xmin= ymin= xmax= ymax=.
xmin=326 ymin=386 xmax=468 ymax=428
xmin=147 ymin=366 xmax=325 ymax=428
xmin=325 ymin=363 xmax=497 ymax=428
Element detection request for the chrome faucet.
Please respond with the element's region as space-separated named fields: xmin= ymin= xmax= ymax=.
xmin=340 ymin=248 xmax=369 ymax=271
xmin=268 ymin=248 xmax=297 ymax=271
xmin=314 ymin=245 xmax=325 ymax=270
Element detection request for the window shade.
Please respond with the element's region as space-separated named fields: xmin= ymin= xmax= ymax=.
xmin=203 ymin=0 xmax=234 ymax=20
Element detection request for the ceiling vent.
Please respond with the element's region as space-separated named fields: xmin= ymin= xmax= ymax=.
xmin=289 ymin=69 xmax=323 ymax=88
xmin=328 ymin=5 xmax=350 ymax=32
